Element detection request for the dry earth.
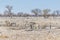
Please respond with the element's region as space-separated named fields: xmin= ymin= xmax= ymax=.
xmin=0 ymin=17 xmax=60 ymax=40
xmin=0 ymin=27 xmax=60 ymax=40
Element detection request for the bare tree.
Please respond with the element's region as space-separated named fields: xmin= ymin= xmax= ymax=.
xmin=52 ymin=11 xmax=56 ymax=18
xmin=55 ymin=10 xmax=60 ymax=16
xmin=17 ymin=12 xmax=23 ymax=17
xmin=43 ymin=9 xmax=51 ymax=18
xmin=52 ymin=13 xmax=55 ymax=18
xmin=4 ymin=5 xmax=13 ymax=18
xmin=31 ymin=9 xmax=41 ymax=16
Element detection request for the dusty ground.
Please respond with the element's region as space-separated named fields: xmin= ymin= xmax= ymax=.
xmin=0 ymin=17 xmax=60 ymax=27
xmin=0 ymin=17 xmax=60 ymax=40
xmin=0 ymin=27 xmax=60 ymax=40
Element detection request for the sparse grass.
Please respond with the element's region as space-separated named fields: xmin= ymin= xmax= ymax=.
xmin=0 ymin=17 xmax=59 ymax=40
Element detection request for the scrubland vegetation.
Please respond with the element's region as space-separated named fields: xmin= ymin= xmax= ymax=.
xmin=0 ymin=5 xmax=60 ymax=40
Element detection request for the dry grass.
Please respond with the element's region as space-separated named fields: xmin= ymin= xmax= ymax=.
xmin=0 ymin=17 xmax=59 ymax=40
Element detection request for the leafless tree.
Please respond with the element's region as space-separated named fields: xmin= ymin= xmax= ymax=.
xmin=4 ymin=5 xmax=13 ymax=18
xmin=55 ymin=10 xmax=60 ymax=16
xmin=17 ymin=12 xmax=24 ymax=17
xmin=43 ymin=9 xmax=51 ymax=18
xmin=52 ymin=11 xmax=56 ymax=18
xmin=31 ymin=9 xmax=41 ymax=16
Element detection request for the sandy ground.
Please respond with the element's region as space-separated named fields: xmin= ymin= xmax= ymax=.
xmin=0 ymin=17 xmax=60 ymax=40
xmin=0 ymin=17 xmax=60 ymax=27
xmin=0 ymin=27 xmax=60 ymax=40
